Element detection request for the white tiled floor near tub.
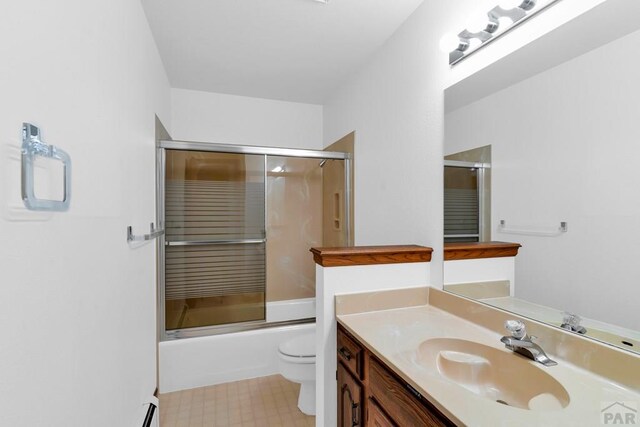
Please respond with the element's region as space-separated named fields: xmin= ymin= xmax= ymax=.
xmin=159 ymin=375 xmax=315 ymax=427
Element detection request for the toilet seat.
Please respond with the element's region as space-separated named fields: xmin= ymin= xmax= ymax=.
xmin=278 ymin=332 xmax=315 ymax=358
xmin=278 ymin=352 xmax=315 ymax=364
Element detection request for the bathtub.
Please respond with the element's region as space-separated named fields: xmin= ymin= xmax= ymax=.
xmin=266 ymin=297 xmax=315 ymax=322
xmin=159 ymin=298 xmax=315 ymax=393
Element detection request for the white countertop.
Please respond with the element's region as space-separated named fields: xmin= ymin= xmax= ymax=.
xmin=338 ymin=304 xmax=640 ymax=427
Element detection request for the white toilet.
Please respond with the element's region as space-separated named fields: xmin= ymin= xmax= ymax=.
xmin=277 ymin=331 xmax=316 ymax=415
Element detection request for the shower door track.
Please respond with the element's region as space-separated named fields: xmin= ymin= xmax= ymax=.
xmin=156 ymin=139 xmax=353 ymax=340
xmin=165 ymin=317 xmax=316 ymax=340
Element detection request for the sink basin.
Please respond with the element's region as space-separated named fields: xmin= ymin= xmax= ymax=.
xmin=416 ymin=338 xmax=570 ymax=411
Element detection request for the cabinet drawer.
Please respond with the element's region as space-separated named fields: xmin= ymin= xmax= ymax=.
xmin=369 ymin=357 xmax=455 ymax=427
xmin=337 ymin=326 xmax=363 ymax=378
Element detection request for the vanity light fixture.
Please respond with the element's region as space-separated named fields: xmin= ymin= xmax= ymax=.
xmin=442 ymin=0 xmax=562 ymax=66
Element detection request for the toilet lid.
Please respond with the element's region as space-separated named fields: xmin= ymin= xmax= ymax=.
xmin=278 ymin=332 xmax=316 ymax=358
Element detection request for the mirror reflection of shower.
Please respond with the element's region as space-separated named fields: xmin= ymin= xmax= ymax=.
xmin=444 ymin=145 xmax=492 ymax=243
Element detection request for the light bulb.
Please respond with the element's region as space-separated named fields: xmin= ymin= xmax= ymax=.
xmin=439 ymin=33 xmax=462 ymax=53
xmin=464 ymin=10 xmax=499 ymax=34
xmin=498 ymin=0 xmax=522 ymax=9
xmin=467 ymin=38 xmax=482 ymax=50
xmin=466 ymin=13 xmax=492 ymax=33
xmin=499 ymin=0 xmax=536 ymax=10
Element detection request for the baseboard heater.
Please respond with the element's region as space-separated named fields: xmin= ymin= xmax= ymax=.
xmin=138 ymin=397 xmax=159 ymax=427
xmin=142 ymin=403 xmax=157 ymax=427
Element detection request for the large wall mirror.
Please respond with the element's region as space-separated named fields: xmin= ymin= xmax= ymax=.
xmin=443 ymin=0 xmax=640 ymax=355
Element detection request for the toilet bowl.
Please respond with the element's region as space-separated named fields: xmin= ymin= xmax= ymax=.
xmin=278 ymin=331 xmax=316 ymax=415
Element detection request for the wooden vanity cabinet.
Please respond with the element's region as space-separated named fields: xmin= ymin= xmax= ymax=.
xmin=369 ymin=357 xmax=453 ymax=427
xmin=338 ymin=362 xmax=363 ymax=427
xmin=366 ymin=398 xmax=395 ymax=427
xmin=337 ymin=324 xmax=456 ymax=427
xmin=337 ymin=326 xmax=364 ymax=426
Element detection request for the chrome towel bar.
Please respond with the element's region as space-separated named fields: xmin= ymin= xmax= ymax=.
xmin=128 ymin=222 xmax=165 ymax=242
xmin=499 ymin=219 xmax=567 ymax=237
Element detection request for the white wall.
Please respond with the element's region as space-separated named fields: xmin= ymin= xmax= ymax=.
xmin=445 ymin=29 xmax=640 ymax=330
xmin=322 ymin=0 xmax=609 ymax=287
xmin=323 ymin=1 xmax=453 ymax=285
xmin=0 ymin=2 xmax=170 ymax=426
xmin=171 ymin=88 xmax=323 ymax=149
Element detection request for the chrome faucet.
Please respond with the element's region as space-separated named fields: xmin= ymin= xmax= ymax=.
xmin=560 ymin=312 xmax=587 ymax=334
xmin=500 ymin=320 xmax=557 ymax=367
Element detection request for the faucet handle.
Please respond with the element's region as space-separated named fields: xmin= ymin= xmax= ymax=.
xmin=504 ymin=320 xmax=527 ymax=339
xmin=562 ymin=312 xmax=582 ymax=328
xmin=561 ymin=312 xmax=587 ymax=334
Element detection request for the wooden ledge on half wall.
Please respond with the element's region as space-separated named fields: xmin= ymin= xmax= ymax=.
xmin=310 ymin=245 xmax=433 ymax=267
xmin=444 ymin=241 xmax=521 ymax=261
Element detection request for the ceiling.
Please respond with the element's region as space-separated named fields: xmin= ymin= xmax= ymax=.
xmin=141 ymin=0 xmax=424 ymax=104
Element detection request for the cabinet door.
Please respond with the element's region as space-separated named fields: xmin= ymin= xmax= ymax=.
xmin=366 ymin=398 xmax=396 ymax=427
xmin=338 ymin=362 xmax=363 ymax=427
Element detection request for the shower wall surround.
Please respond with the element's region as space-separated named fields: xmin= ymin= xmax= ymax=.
xmin=267 ymin=156 xmax=323 ymax=303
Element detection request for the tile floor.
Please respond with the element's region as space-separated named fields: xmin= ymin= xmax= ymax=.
xmin=159 ymin=375 xmax=315 ymax=427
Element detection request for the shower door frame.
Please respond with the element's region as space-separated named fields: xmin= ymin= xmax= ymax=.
xmin=156 ymin=140 xmax=352 ymax=340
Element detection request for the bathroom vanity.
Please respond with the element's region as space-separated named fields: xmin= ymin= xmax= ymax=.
xmin=337 ymin=324 xmax=455 ymax=426
xmin=335 ymin=286 xmax=640 ymax=427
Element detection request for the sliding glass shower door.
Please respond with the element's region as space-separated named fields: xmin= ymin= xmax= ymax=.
xmin=163 ymin=150 xmax=266 ymax=330
xmin=157 ymin=142 xmax=351 ymax=339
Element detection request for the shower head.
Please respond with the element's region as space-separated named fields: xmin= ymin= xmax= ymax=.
xmin=319 ymin=159 xmax=328 ymax=168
